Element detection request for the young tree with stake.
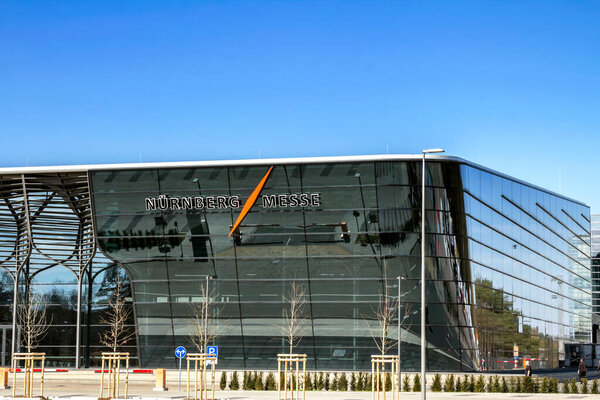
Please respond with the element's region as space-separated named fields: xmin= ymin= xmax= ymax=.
xmin=99 ymin=279 xmax=135 ymax=352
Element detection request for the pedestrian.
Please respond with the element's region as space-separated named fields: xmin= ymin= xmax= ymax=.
xmin=525 ymin=360 xmax=532 ymax=377
xmin=578 ymin=358 xmax=587 ymax=381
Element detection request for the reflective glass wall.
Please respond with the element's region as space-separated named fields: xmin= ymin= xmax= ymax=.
xmin=90 ymin=159 xmax=591 ymax=370
xmin=591 ymin=215 xmax=600 ymax=316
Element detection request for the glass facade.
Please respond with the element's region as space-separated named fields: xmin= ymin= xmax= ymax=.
xmin=84 ymin=157 xmax=591 ymax=371
xmin=591 ymin=215 xmax=600 ymax=316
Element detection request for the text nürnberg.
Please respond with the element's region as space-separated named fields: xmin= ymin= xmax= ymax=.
xmin=145 ymin=193 xmax=321 ymax=211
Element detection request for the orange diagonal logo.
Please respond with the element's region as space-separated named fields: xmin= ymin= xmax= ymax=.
xmin=228 ymin=166 xmax=274 ymax=237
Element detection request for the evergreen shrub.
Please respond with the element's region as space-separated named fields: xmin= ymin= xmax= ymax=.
xmin=219 ymin=372 xmax=227 ymax=390
xmin=412 ymin=375 xmax=421 ymax=392
xmin=473 ymin=375 xmax=485 ymax=392
xmin=339 ymin=373 xmax=348 ymax=391
xmin=430 ymin=374 xmax=441 ymax=392
xmin=402 ymin=374 xmax=410 ymax=392
xmin=230 ymin=371 xmax=239 ymax=390
xmin=265 ymin=372 xmax=276 ymax=390
xmin=562 ymin=380 xmax=570 ymax=394
xmin=570 ymin=378 xmax=578 ymax=394
xmin=591 ymin=379 xmax=598 ymax=394
xmin=443 ymin=374 xmax=454 ymax=392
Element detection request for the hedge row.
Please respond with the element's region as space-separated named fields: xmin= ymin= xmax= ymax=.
xmin=219 ymin=371 xmax=419 ymax=391
xmin=430 ymin=374 xmax=600 ymax=394
xmin=218 ymin=371 xmax=599 ymax=394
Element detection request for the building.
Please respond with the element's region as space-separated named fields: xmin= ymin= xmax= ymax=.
xmin=0 ymin=155 xmax=592 ymax=371
xmin=591 ymin=215 xmax=600 ymax=341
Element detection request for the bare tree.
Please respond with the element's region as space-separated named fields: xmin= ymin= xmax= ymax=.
xmin=17 ymin=290 xmax=50 ymax=352
xmin=397 ymin=284 xmax=415 ymax=354
xmin=99 ymin=279 xmax=135 ymax=352
xmin=283 ymin=280 xmax=307 ymax=354
xmin=365 ymin=264 xmax=399 ymax=355
xmin=188 ymin=281 xmax=219 ymax=353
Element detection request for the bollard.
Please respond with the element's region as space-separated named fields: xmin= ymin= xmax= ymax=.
xmin=0 ymin=367 xmax=8 ymax=389
xmin=154 ymin=368 xmax=167 ymax=392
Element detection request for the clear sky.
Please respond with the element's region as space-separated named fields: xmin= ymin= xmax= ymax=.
xmin=1 ymin=1 xmax=599 ymax=210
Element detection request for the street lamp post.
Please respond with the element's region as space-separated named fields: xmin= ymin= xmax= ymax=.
xmin=204 ymin=275 xmax=215 ymax=353
xmin=421 ymin=148 xmax=444 ymax=399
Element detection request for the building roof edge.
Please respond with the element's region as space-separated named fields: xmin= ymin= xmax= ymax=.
xmin=0 ymin=154 xmax=588 ymax=207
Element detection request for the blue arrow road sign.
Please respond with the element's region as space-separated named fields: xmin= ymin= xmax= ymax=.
xmin=175 ymin=346 xmax=187 ymax=358
xmin=206 ymin=346 xmax=218 ymax=358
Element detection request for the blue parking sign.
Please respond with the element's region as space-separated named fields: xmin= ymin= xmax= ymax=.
xmin=206 ymin=346 xmax=218 ymax=358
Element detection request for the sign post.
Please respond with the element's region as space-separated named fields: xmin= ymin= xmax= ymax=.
xmin=175 ymin=346 xmax=187 ymax=391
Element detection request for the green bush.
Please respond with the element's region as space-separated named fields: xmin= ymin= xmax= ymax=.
xmin=331 ymin=373 xmax=338 ymax=391
xmin=265 ymin=372 xmax=276 ymax=390
xmin=490 ymin=376 xmax=500 ymax=392
xmin=562 ymin=380 xmax=570 ymax=394
xmin=402 ymin=374 xmax=410 ymax=392
xmin=242 ymin=371 xmax=251 ymax=390
xmin=467 ymin=375 xmax=475 ymax=392
xmin=220 ymin=372 xmax=227 ymax=390
xmin=522 ymin=376 xmax=535 ymax=393
xmin=349 ymin=373 xmax=356 ymax=391
xmin=364 ymin=373 xmax=372 ymax=391
xmin=230 ymin=371 xmax=239 ymax=390
xmin=539 ymin=377 xmax=548 ymax=393
xmin=386 ymin=372 xmax=393 ymax=391
xmin=304 ymin=373 xmax=313 ymax=391
xmin=581 ymin=378 xmax=588 ymax=394
xmin=253 ymin=372 xmax=263 ymax=390
xmin=591 ymin=379 xmax=598 ymax=394
xmin=412 ymin=375 xmax=421 ymax=392
xmin=570 ymin=378 xmax=578 ymax=394
xmin=501 ymin=377 xmax=508 ymax=393
xmin=324 ymin=373 xmax=330 ymax=391
xmin=443 ymin=374 xmax=454 ymax=392
xmin=549 ymin=377 xmax=559 ymax=393
xmin=459 ymin=375 xmax=469 ymax=392
xmin=356 ymin=373 xmax=364 ymax=391
xmin=514 ymin=377 xmax=522 ymax=393
xmin=474 ymin=375 xmax=485 ymax=392
xmin=454 ymin=376 xmax=462 ymax=392
xmin=339 ymin=373 xmax=348 ymax=391
xmin=486 ymin=376 xmax=494 ymax=392
xmin=431 ymin=374 xmax=442 ymax=392
xmin=316 ymin=372 xmax=325 ymax=390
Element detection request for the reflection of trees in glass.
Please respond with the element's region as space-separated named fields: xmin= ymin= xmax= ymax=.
xmin=16 ymin=271 xmax=78 ymax=350
xmin=95 ymin=266 xmax=134 ymax=332
xmin=474 ymin=278 xmax=543 ymax=363
xmin=0 ymin=271 xmax=14 ymax=323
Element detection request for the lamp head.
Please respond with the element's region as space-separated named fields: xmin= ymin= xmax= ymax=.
xmin=422 ymin=148 xmax=445 ymax=154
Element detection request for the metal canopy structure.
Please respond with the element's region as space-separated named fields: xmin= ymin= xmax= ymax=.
xmin=0 ymin=173 xmax=95 ymax=367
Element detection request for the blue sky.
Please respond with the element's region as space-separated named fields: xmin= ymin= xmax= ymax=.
xmin=1 ymin=1 xmax=599 ymax=210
